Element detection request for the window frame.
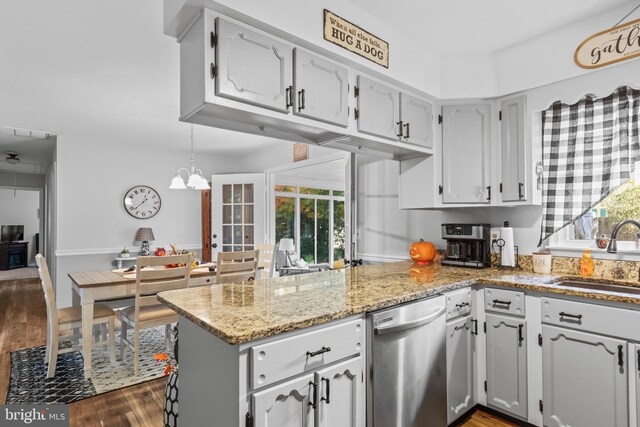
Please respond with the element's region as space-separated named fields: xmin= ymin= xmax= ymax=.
xmin=548 ymin=168 xmax=640 ymax=258
xmin=274 ymin=186 xmax=345 ymax=264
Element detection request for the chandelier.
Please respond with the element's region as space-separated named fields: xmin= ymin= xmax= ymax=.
xmin=169 ymin=125 xmax=210 ymax=190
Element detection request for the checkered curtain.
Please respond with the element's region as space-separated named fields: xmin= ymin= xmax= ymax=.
xmin=539 ymin=86 xmax=640 ymax=245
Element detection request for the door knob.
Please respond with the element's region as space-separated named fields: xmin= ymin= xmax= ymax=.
xmin=212 ymin=243 xmax=218 ymax=248
xmin=212 ymin=234 xmax=217 ymax=239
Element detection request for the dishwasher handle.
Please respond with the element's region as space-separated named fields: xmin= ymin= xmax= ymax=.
xmin=374 ymin=306 xmax=445 ymax=335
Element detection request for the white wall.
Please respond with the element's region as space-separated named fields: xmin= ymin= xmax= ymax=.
xmin=494 ymin=2 xmax=639 ymax=96
xmin=53 ymin=136 xmax=236 ymax=306
xmin=166 ymin=0 xmax=442 ymax=97
xmin=0 ymin=188 xmax=41 ymax=263
xmin=0 ymin=171 xmax=45 ymax=189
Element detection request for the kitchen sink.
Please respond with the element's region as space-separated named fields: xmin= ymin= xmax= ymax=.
xmin=553 ymin=280 xmax=640 ymax=295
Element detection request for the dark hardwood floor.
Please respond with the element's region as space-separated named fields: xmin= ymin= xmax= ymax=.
xmin=0 ymin=278 xmax=515 ymax=426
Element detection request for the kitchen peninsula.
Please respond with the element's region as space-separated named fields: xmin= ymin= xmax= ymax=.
xmin=158 ymin=260 xmax=640 ymax=426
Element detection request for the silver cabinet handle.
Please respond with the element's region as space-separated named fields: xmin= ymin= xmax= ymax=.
xmin=374 ymin=306 xmax=445 ymax=335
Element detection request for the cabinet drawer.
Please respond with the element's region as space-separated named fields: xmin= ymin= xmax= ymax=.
xmin=250 ymin=318 xmax=364 ymax=389
xmin=485 ymin=288 xmax=525 ymax=317
xmin=541 ymin=297 xmax=640 ymax=341
xmin=446 ymin=288 xmax=472 ymax=320
xmin=188 ymin=275 xmax=214 ymax=287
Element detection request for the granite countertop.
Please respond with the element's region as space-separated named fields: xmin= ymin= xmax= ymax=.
xmin=157 ymin=261 xmax=640 ymax=345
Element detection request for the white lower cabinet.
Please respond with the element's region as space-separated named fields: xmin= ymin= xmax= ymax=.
xmin=485 ymin=313 xmax=528 ymax=419
xmin=252 ymin=357 xmax=364 ymax=427
xmin=252 ymin=373 xmax=316 ymax=427
xmin=446 ymin=315 xmax=474 ymax=423
xmin=316 ymin=357 xmax=364 ymax=427
xmin=635 ymin=343 xmax=640 ymax=427
xmin=542 ymin=325 xmax=628 ymax=427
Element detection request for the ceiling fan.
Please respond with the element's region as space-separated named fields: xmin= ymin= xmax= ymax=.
xmin=5 ymin=152 xmax=21 ymax=165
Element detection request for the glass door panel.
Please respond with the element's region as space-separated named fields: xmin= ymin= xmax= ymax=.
xmin=316 ymin=199 xmax=330 ymax=263
xmin=333 ymin=200 xmax=345 ymax=260
xmin=300 ymin=198 xmax=315 ymax=263
xmin=213 ymin=178 xmax=263 ymax=260
xmin=275 ymin=196 xmax=295 ymax=244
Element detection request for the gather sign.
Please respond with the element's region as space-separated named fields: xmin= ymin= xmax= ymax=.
xmin=575 ymin=17 xmax=640 ymax=69
xmin=323 ymin=9 xmax=389 ymax=68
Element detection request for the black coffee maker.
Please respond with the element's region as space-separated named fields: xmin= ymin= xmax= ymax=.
xmin=441 ymin=224 xmax=491 ymax=268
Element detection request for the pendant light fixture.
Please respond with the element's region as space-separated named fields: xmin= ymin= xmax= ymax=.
xmin=169 ymin=125 xmax=210 ymax=190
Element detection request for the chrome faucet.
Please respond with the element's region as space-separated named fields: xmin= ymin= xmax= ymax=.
xmin=607 ymin=219 xmax=640 ymax=253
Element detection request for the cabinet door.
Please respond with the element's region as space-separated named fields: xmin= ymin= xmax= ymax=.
xmin=316 ymin=357 xmax=364 ymax=427
xmin=635 ymin=343 xmax=640 ymax=427
xmin=501 ymin=96 xmax=526 ymax=202
xmin=400 ymin=92 xmax=433 ymax=148
xmin=216 ymin=18 xmax=292 ymax=113
xmin=485 ymin=314 xmax=527 ymax=419
xmin=252 ymin=373 xmax=316 ymax=427
xmin=542 ymin=325 xmax=628 ymax=427
xmin=441 ymin=104 xmax=491 ymax=204
xmin=446 ymin=316 xmax=474 ymax=424
xmin=356 ymin=76 xmax=400 ymax=140
xmin=293 ymin=49 xmax=349 ymax=127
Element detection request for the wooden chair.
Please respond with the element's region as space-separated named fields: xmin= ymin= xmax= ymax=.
xmin=120 ymin=254 xmax=192 ymax=377
xmin=256 ymin=244 xmax=276 ymax=279
xmin=36 ymin=254 xmax=116 ymax=378
xmin=216 ymin=250 xmax=259 ymax=284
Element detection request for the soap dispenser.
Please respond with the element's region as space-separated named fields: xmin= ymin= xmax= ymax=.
xmin=580 ymin=249 xmax=594 ymax=277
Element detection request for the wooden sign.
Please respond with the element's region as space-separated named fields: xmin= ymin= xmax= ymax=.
xmin=575 ymin=17 xmax=640 ymax=69
xmin=293 ymin=143 xmax=308 ymax=162
xmin=323 ymin=9 xmax=389 ymax=68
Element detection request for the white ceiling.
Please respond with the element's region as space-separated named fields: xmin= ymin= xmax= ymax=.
xmin=0 ymin=133 xmax=55 ymax=175
xmin=347 ymin=0 xmax=636 ymax=55
xmin=1 ymin=0 xmax=635 ymax=162
xmin=0 ymin=0 xmax=291 ymax=157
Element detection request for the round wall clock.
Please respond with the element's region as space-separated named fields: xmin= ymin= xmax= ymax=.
xmin=123 ymin=185 xmax=161 ymax=219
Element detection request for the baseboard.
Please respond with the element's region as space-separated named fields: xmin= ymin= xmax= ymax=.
xmin=449 ymin=404 xmax=536 ymax=427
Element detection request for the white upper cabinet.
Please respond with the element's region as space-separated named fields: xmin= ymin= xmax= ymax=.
xmin=216 ymin=18 xmax=292 ymax=113
xmin=500 ymin=96 xmax=527 ymax=202
xmin=356 ymin=76 xmax=400 ymax=140
xmin=293 ymin=49 xmax=349 ymax=127
xmin=400 ymin=93 xmax=433 ymax=148
xmin=441 ymin=104 xmax=492 ymax=204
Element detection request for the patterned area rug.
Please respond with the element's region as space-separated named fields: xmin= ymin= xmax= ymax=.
xmin=7 ymin=326 xmax=173 ymax=404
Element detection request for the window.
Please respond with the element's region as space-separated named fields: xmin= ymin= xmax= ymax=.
xmin=274 ymin=186 xmax=345 ymax=264
xmin=553 ymin=175 xmax=640 ymax=250
xmin=540 ymin=86 xmax=640 ymax=246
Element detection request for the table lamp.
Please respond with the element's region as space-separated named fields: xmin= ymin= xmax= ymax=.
xmin=279 ymin=238 xmax=296 ymax=268
xmin=135 ymin=227 xmax=155 ymax=256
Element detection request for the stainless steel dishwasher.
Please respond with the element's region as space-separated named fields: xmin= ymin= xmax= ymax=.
xmin=367 ymin=295 xmax=447 ymax=427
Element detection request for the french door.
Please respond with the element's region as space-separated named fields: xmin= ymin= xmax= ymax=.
xmin=211 ymin=173 xmax=265 ymax=261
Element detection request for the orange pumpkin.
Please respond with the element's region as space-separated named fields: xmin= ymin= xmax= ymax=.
xmin=409 ymin=239 xmax=436 ymax=264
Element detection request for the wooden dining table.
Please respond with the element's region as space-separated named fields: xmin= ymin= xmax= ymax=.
xmin=68 ymin=266 xmax=216 ymax=379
